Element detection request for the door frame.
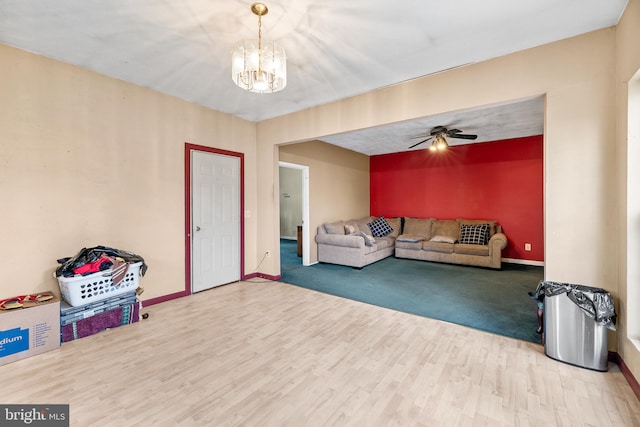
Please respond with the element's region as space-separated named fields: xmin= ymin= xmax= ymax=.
xmin=279 ymin=161 xmax=310 ymax=266
xmin=185 ymin=143 xmax=245 ymax=295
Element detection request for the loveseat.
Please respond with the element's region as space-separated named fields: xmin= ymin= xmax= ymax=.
xmin=395 ymin=218 xmax=507 ymax=269
xmin=315 ymin=216 xmax=401 ymax=268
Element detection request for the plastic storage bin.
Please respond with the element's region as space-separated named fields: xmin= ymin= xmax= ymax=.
xmin=542 ymin=281 xmax=616 ymax=372
xmin=57 ymin=262 xmax=142 ymax=307
xmin=60 ymin=294 xmax=141 ymax=342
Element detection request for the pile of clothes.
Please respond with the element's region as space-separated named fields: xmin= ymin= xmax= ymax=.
xmin=56 ymin=246 xmax=148 ymax=287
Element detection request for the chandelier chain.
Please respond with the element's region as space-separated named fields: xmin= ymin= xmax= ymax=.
xmin=257 ymin=13 xmax=262 ymax=72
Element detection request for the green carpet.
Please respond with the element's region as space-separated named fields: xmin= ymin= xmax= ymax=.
xmin=279 ymin=239 xmax=544 ymax=343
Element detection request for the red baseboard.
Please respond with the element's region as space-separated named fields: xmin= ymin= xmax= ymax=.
xmin=142 ymin=272 xmax=281 ymax=307
xmin=243 ymin=272 xmax=282 ymax=281
xmin=142 ymin=290 xmax=189 ymax=307
xmin=611 ymin=352 xmax=640 ymax=401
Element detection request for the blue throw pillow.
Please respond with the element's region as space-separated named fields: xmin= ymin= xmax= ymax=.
xmin=367 ymin=216 xmax=394 ymax=238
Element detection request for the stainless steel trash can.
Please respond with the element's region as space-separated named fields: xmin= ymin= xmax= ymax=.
xmin=542 ymin=282 xmax=615 ymax=372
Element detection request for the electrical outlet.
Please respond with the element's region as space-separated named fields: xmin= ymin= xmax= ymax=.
xmin=265 ymin=250 xmax=271 ymax=257
xmin=524 ymin=243 xmax=532 ymax=251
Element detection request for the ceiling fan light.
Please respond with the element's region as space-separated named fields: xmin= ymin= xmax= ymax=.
xmin=433 ymin=134 xmax=448 ymax=151
xmin=410 ymin=126 xmax=476 ymax=152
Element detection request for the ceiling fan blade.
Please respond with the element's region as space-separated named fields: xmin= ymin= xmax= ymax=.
xmin=447 ymin=128 xmax=463 ymax=134
xmin=408 ymin=137 xmax=432 ymax=149
xmin=409 ymin=134 xmax=430 ymax=140
xmin=448 ymin=133 xmax=477 ymax=140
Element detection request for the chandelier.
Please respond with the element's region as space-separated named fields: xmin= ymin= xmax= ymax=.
xmin=231 ymin=3 xmax=287 ymax=93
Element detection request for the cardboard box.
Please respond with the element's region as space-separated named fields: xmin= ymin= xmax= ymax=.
xmin=0 ymin=293 xmax=60 ymax=366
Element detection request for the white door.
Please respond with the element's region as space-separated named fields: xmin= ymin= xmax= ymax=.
xmin=191 ymin=151 xmax=240 ymax=292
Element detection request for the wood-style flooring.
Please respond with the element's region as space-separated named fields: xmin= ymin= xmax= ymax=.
xmin=1 ymin=280 xmax=639 ymax=426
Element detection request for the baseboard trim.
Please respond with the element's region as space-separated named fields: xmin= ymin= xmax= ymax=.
xmin=142 ymin=290 xmax=190 ymax=307
xmin=610 ymin=352 xmax=640 ymax=401
xmin=244 ymin=272 xmax=282 ymax=281
xmin=141 ymin=273 xmax=282 ymax=307
xmin=503 ymin=258 xmax=545 ymax=267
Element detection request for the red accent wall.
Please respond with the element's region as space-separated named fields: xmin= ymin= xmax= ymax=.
xmin=370 ymin=135 xmax=543 ymax=261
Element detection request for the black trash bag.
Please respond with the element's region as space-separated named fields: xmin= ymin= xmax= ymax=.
xmin=531 ymin=280 xmax=617 ymax=331
xmin=529 ymin=282 xmax=545 ymax=303
xmin=56 ymin=245 xmax=148 ymax=278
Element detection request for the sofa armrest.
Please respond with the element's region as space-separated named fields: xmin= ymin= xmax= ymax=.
xmin=315 ymin=233 xmax=365 ymax=249
xmin=489 ymin=232 xmax=507 ymax=250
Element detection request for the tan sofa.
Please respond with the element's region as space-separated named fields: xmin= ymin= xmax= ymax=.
xmin=395 ymin=218 xmax=507 ymax=269
xmin=316 ymin=216 xmax=401 ymax=268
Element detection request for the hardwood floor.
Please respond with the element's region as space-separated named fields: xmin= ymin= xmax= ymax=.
xmin=1 ymin=280 xmax=639 ymax=426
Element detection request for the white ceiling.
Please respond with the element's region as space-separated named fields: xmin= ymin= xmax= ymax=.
xmin=321 ymin=96 xmax=546 ymax=156
xmin=0 ymin=1 xmax=627 ymax=154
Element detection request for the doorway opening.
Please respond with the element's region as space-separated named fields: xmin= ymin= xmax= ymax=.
xmin=627 ymin=69 xmax=640 ymax=347
xmin=279 ymin=162 xmax=310 ymax=266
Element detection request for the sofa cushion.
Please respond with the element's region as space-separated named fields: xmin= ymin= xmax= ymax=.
xmin=367 ymin=216 xmax=394 ymax=237
xmin=455 ymin=243 xmax=490 ymax=256
xmin=429 ymin=235 xmax=457 ymax=244
xmin=325 ymin=221 xmax=346 ymax=235
xmin=385 ymin=217 xmax=402 ymax=238
xmin=431 ymin=220 xmax=459 ymax=240
xmin=422 ymin=240 xmax=455 ymax=254
xmin=403 ymin=218 xmax=432 ymax=238
xmin=459 ymin=223 xmax=490 ymax=245
xmin=396 ymin=239 xmax=423 ymax=250
xmin=352 ymin=217 xmax=374 ymax=235
xmin=374 ymin=236 xmax=394 ymax=250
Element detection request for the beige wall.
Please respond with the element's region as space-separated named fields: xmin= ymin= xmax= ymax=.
xmin=279 ymin=141 xmax=370 ymax=263
xmin=616 ymin=0 xmax=640 ymax=381
xmin=0 ymin=43 xmax=257 ymax=301
xmin=259 ymin=27 xmax=618 ymax=286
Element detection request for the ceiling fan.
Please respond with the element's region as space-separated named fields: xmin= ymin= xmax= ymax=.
xmin=408 ymin=126 xmax=478 ymax=151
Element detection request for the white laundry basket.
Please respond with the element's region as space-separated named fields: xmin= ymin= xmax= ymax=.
xmin=57 ymin=262 xmax=142 ymax=307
